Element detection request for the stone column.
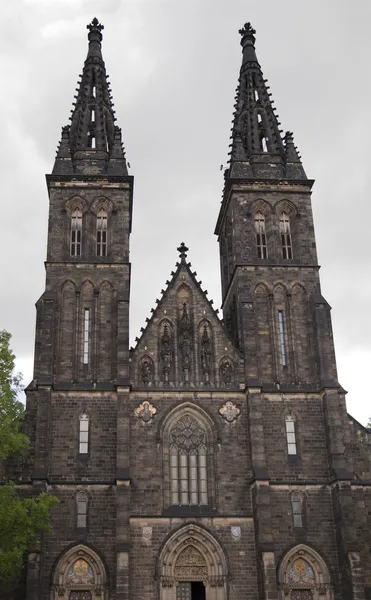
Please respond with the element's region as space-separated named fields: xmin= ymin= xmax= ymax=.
xmin=348 ymin=552 xmax=365 ymax=600
xmin=116 ymin=387 xmax=131 ymax=599
xmin=25 ymin=550 xmax=41 ymax=600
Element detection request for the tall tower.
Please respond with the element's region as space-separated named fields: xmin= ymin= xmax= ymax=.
xmin=216 ymin=22 xmax=337 ymax=390
xmin=215 ymin=23 xmax=364 ymax=600
xmin=24 ymin=18 xmax=133 ymax=599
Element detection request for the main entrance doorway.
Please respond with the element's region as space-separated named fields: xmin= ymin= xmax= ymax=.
xmin=177 ymin=582 xmax=206 ymax=600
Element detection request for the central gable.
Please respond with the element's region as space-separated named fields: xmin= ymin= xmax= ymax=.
xmin=130 ymin=246 xmax=243 ymax=390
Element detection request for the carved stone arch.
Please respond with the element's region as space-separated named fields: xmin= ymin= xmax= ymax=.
xmin=160 ymin=402 xmax=218 ymax=443
xmin=138 ymin=354 xmax=154 ymax=386
xmin=51 ymin=543 xmax=109 ymax=599
xmin=291 ymin=282 xmax=306 ymax=295
xmin=278 ymin=543 xmax=333 ymax=599
xmin=274 ymin=199 xmax=299 ymax=217
xmin=254 ymin=281 xmax=272 ymax=295
xmin=251 ymin=198 xmax=273 ymax=217
xmin=157 ymin=523 xmax=228 ymax=599
xmin=91 ymin=196 xmax=114 ymax=216
xmin=219 ymin=356 xmax=234 ymax=387
xmin=80 ymin=280 xmax=95 ymax=295
xmin=65 ymin=195 xmax=87 ymax=215
xmin=177 ymin=282 xmax=193 ymax=300
xmin=273 ymin=281 xmax=289 ymax=296
xmin=61 ymin=279 xmax=77 ymax=293
xmin=160 ymin=403 xmax=218 ymax=510
xmin=99 ymin=279 xmax=114 ymax=292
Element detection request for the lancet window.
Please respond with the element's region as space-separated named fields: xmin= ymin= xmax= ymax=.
xmin=170 ymin=415 xmax=208 ymax=505
xmin=70 ymin=208 xmax=82 ymax=257
xmin=79 ymin=413 xmax=89 ymax=454
xmin=291 ymin=493 xmax=303 ymax=528
xmin=255 ymin=211 xmax=268 ymax=258
xmin=96 ymin=209 xmax=108 ymax=257
xmin=280 ymin=211 xmax=293 ymax=259
xmin=76 ymin=492 xmax=88 ymax=528
xmin=285 ymin=415 xmax=297 ymax=455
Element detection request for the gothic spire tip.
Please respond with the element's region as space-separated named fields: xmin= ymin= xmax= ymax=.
xmin=177 ymin=242 xmax=189 ymax=260
xmin=87 ymin=17 xmax=104 ymax=33
xmin=239 ymin=22 xmax=256 ymax=41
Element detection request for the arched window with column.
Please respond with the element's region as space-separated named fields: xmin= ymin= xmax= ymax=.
xmin=162 ymin=404 xmax=216 ymax=509
xmin=70 ymin=208 xmax=82 ymax=257
xmin=170 ymin=415 xmax=208 ymax=505
xmin=280 ymin=211 xmax=293 ymax=259
xmin=96 ymin=208 xmax=108 ymax=257
xmin=255 ymin=211 xmax=268 ymax=259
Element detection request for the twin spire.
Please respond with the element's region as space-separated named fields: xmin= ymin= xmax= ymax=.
xmin=228 ymin=23 xmax=306 ymax=180
xmin=53 ymin=18 xmax=128 ymax=176
xmin=53 ymin=19 xmax=305 ymax=181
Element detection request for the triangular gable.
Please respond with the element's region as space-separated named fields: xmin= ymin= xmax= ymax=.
xmin=130 ymin=246 xmax=243 ymax=390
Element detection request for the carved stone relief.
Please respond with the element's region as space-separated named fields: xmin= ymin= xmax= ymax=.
xmin=160 ymin=323 xmax=172 ymax=383
xmin=200 ymin=324 xmax=212 ymax=384
xmin=134 ymin=400 xmax=157 ymax=422
xmin=219 ymin=401 xmax=240 ymax=422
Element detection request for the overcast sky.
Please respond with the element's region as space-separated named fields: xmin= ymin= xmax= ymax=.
xmin=1 ymin=0 xmax=370 ymax=425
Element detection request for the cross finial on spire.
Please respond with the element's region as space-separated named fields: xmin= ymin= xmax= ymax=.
xmin=238 ymin=22 xmax=256 ymax=38
xmin=177 ymin=242 xmax=189 ymax=261
xmin=87 ymin=17 xmax=104 ymax=33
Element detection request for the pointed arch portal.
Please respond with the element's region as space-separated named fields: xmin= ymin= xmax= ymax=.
xmin=278 ymin=544 xmax=333 ymax=599
xmin=158 ymin=524 xmax=227 ymax=600
xmin=51 ymin=544 xmax=108 ymax=600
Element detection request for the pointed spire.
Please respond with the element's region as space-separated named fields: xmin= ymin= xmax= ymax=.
xmin=52 ymin=18 xmax=128 ymax=176
xmin=228 ymin=23 xmax=286 ymax=179
xmin=284 ymin=131 xmax=307 ymax=179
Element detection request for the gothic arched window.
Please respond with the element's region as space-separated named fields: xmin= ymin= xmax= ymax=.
xmin=76 ymin=491 xmax=88 ymax=528
xmin=291 ymin=492 xmax=303 ymax=528
xmin=70 ymin=208 xmax=82 ymax=257
xmin=280 ymin=211 xmax=293 ymax=259
xmin=255 ymin=211 xmax=268 ymax=259
xmin=285 ymin=415 xmax=297 ymax=456
xmin=169 ymin=415 xmax=208 ymax=506
xmin=96 ymin=208 xmax=108 ymax=257
xmin=79 ymin=413 xmax=89 ymax=454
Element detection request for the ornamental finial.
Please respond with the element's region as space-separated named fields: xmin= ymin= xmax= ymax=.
xmin=177 ymin=242 xmax=189 ymax=260
xmin=87 ymin=17 xmax=104 ymax=33
xmin=238 ymin=22 xmax=256 ymax=38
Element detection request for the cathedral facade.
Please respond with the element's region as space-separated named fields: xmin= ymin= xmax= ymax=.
xmin=11 ymin=17 xmax=371 ymax=600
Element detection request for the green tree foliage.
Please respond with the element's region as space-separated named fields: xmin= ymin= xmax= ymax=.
xmin=0 ymin=330 xmax=58 ymax=584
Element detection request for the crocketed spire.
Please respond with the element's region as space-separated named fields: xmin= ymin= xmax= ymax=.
xmin=52 ymin=18 xmax=128 ymax=176
xmin=228 ymin=23 xmax=306 ymax=180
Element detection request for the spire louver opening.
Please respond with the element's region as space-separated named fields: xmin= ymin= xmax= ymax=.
xmin=53 ymin=18 xmax=128 ymax=176
xmin=228 ymin=23 xmax=306 ymax=180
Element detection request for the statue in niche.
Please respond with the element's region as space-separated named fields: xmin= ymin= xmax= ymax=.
xmin=179 ymin=303 xmax=192 ymax=380
xmin=200 ymin=324 xmax=212 ymax=383
xmin=161 ymin=324 xmax=172 ymax=383
xmin=221 ymin=360 xmax=233 ymax=385
xmin=140 ymin=358 xmax=153 ymax=385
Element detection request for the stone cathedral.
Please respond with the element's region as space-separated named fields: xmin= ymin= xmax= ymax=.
xmin=9 ymin=17 xmax=371 ymax=600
